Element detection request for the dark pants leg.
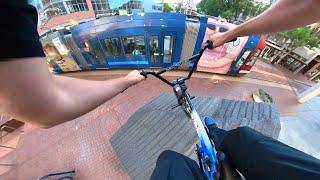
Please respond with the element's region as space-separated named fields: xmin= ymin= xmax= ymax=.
xmin=220 ymin=127 xmax=320 ymax=180
xmin=150 ymin=150 xmax=205 ymax=180
xmin=151 ymin=127 xmax=320 ymax=180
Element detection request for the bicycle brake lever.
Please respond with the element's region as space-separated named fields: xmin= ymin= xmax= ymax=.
xmin=206 ymin=38 xmax=237 ymax=49
xmin=226 ymin=38 xmax=237 ymax=43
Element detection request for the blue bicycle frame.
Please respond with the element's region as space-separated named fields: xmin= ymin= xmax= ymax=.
xmin=190 ymin=104 xmax=218 ymax=179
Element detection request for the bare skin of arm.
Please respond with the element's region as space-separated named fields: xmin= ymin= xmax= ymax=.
xmin=211 ymin=0 xmax=320 ymax=47
xmin=0 ymin=58 xmax=145 ymax=128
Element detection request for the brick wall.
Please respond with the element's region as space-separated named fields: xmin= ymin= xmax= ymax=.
xmin=39 ymin=11 xmax=95 ymax=31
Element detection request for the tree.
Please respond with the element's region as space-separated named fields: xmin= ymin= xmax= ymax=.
xmin=196 ymin=0 xmax=208 ymax=13
xmin=228 ymin=0 xmax=254 ymax=19
xmin=197 ymin=0 xmax=270 ymax=21
xmin=253 ymin=2 xmax=269 ymax=17
xmin=275 ymin=27 xmax=320 ymax=63
xmin=163 ymin=3 xmax=173 ymax=12
xmin=203 ymin=0 xmax=225 ymax=17
xmin=221 ymin=9 xmax=233 ymax=21
xmin=280 ymin=27 xmax=320 ymax=49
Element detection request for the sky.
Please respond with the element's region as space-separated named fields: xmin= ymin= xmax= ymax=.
xmin=109 ymin=0 xmax=128 ymax=9
xmin=109 ymin=0 xmax=163 ymax=9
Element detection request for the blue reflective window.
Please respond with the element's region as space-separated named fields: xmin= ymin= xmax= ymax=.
xmin=236 ymin=50 xmax=251 ymax=68
xmin=122 ymin=36 xmax=146 ymax=57
xmin=149 ymin=36 xmax=160 ymax=63
xmin=101 ymin=38 xmax=122 ymax=56
xmin=88 ymin=38 xmax=106 ymax=64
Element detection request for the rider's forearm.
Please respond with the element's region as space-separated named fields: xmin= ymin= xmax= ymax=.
xmin=41 ymin=75 xmax=133 ymax=127
xmin=225 ymin=0 xmax=320 ymax=40
xmin=0 ymin=58 xmax=143 ymax=128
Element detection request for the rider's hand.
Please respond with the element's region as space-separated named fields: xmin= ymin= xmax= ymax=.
xmin=124 ymin=70 xmax=145 ymax=86
xmin=209 ymin=32 xmax=230 ymax=48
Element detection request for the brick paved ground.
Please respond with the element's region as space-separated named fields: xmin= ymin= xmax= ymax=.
xmin=0 ymin=60 xmax=319 ymax=179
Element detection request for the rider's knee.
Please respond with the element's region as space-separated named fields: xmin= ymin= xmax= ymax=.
xmin=233 ymin=126 xmax=268 ymax=142
xmin=158 ymin=150 xmax=179 ymax=161
xmin=236 ymin=126 xmax=253 ymax=133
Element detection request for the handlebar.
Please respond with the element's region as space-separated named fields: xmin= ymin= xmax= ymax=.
xmin=140 ymin=39 xmax=236 ymax=86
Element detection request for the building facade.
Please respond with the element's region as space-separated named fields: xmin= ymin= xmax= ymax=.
xmin=261 ymin=40 xmax=320 ymax=82
xmin=29 ymin=0 xmax=114 ymax=31
xmin=29 ymin=0 xmax=164 ymax=32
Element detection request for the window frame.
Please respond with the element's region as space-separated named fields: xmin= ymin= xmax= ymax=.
xmin=163 ymin=35 xmax=175 ymax=64
xmin=148 ymin=35 xmax=160 ymax=63
xmin=246 ymin=49 xmax=261 ymax=67
xmin=236 ymin=49 xmax=252 ymax=69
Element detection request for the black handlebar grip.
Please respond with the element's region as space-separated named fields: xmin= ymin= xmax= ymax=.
xmin=206 ymin=40 xmax=214 ymax=49
xmin=206 ymin=38 xmax=236 ymax=50
xmin=140 ymin=71 xmax=148 ymax=78
xmin=226 ymin=38 xmax=238 ymax=43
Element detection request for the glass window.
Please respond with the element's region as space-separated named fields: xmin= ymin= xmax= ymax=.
xmin=281 ymin=58 xmax=303 ymax=72
xmin=64 ymin=35 xmax=89 ymax=69
xmin=46 ymin=2 xmax=67 ymax=18
xmin=122 ymin=36 xmax=146 ymax=57
xmin=246 ymin=49 xmax=261 ymax=67
xmin=101 ymin=38 xmax=122 ymax=56
xmin=149 ymin=36 xmax=160 ymax=63
xmin=91 ymin=0 xmax=110 ymax=15
xmin=82 ymin=40 xmax=99 ymax=65
xmin=236 ymin=50 xmax=251 ymax=69
xmin=66 ymin=0 xmax=89 ymax=13
xmin=89 ymin=38 xmax=106 ymax=64
xmin=163 ymin=36 xmax=174 ymax=63
xmin=56 ymin=2 xmax=67 ymax=15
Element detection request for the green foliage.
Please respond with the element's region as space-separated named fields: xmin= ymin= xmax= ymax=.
xmin=163 ymin=3 xmax=173 ymax=12
xmin=202 ymin=0 xmax=227 ymax=17
xmin=221 ymin=9 xmax=233 ymax=20
xmin=196 ymin=0 xmax=208 ymax=12
xmin=197 ymin=0 xmax=270 ymax=20
xmin=253 ymin=2 xmax=269 ymax=16
xmin=308 ymin=36 xmax=320 ymax=48
xmin=280 ymin=27 xmax=320 ymax=49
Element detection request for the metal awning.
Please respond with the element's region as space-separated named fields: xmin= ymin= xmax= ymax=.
xmin=265 ymin=41 xmax=282 ymax=50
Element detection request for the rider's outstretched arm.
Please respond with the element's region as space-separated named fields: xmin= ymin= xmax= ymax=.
xmin=0 ymin=58 xmax=144 ymax=128
xmin=211 ymin=0 xmax=320 ymax=47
